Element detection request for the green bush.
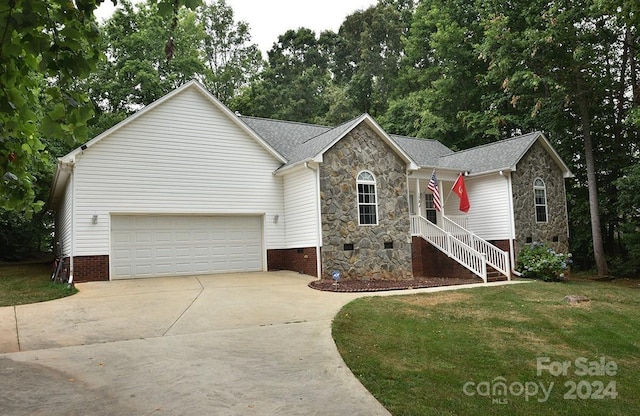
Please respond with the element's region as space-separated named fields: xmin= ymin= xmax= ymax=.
xmin=517 ymin=242 xmax=571 ymax=281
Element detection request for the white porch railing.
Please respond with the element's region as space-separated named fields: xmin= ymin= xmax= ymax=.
xmin=411 ymin=215 xmax=487 ymax=283
xmin=441 ymin=216 xmax=511 ymax=279
xmin=446 ymin=215 xmax=469 ymax=229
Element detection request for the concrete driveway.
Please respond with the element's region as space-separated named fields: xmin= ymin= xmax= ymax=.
xmin=0 ymin=271 xmax=521 ymax=415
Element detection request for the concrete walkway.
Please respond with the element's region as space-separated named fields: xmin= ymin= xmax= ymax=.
xmin=0 ymin=272 xmax=524 ymax=415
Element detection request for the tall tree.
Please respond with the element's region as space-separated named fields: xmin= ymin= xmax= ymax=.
xmin=89 ymin=0 xmax=205 ymax=117
xmin=333 ymin=0 xmax=414 ymax=117
xmin=382 ymin=0 xmax=489 ymax=148
xmin=475 ymin=0 xmax=640 ymax=276
xmin=232 ymin=28 xmax=332 ymax=123
xmin=88 ymin=0 xmax=258 ymax=134
xmin=198 ymin=0 xmax=262 ymax=104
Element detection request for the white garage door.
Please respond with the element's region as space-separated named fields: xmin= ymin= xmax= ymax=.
xmin=111 ymin=215 xmax=263 ymax=279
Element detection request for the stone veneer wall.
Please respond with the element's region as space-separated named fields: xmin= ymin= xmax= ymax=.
xmin=512 ymin=141 xmax=569 ymax=256
xmin=319 ymin=123 xmax=413 ymax=280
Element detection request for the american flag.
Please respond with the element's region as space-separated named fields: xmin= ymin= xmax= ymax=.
xmin=427 ymin=170 xmax=442 ymax=212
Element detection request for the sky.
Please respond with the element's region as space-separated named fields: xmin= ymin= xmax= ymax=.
xmin=95 ymin=0 xmax=378 ymax=55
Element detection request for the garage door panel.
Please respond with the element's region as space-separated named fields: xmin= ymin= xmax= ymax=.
xmin=156 ymin=247 xmax=172 ymax=258
xmin=175 ymin=247 xmax=191 ymax=258
xmin=156 ymin=263 xmax=173 ymax=274
xmin=156 ymin=232 xmax=172 ymax=243
xmin=175 ymin=232 xmax=191 ymax=243
xmin=111 ymin=215 xmax=263 ymax=279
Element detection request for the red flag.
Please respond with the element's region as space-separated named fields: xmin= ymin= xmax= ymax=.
xmin=452 ymin=174 xmax=470 ymax=213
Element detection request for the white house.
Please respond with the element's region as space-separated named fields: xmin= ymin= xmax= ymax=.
xmin=49 ymin=81 xmax=573 ymax=283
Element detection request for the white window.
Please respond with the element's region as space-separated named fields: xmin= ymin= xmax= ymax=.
xmin=409 ymin=194 xmax=415 ymax=215
xmin=357 ymin=171 xmax=378 ymax=225
xmin=425 ymin=194 xmax=437 ymax=224
xmin=534 ymin=178 xmax=548 ymax=223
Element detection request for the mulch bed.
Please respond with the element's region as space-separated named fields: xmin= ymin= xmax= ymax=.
xmin=308 ymin=277 xmax=484 ymax=292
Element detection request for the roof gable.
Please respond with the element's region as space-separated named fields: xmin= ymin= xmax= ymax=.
xmin=49 ymin=81 xmax=288 ymax=207
xmin=60 ymin=81 xmax=286 ymax=164
xmin=436 ymin=132 xmax=573 ymax=178
xmin=273 ymin=114 xmax=419 ymax=173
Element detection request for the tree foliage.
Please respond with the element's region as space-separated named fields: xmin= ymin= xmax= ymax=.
xmin=1 ymin=0 xmax=101 ymax=215
xmin=232 ymin=28 xmax=333 ymax=123
xmin=88 ymin=0 xmax=259 ymax=134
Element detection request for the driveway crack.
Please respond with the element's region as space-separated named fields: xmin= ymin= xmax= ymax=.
xmin=14 ymin=306 xmax=21 ymax=351
xmin=162 ymin=276 xmax=204 ymax=336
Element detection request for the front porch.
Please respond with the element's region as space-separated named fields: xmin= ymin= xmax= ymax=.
xmin=410 ymin=215 xmax=511 ymax=283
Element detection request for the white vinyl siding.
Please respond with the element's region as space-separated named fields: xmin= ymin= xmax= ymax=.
xmin=283 ymin=167 xmax=318 ymax=248
xmin=71 ymin=86 xmax=284 ymax=257
xmin=446 ymin=175 xmax=512 ymax=241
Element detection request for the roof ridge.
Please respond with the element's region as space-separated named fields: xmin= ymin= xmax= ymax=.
xmin=238 ymin=115 xmax=332 ymax=129
xmin=390 ymin=133 xmax=447 ymax=145
xmin=298 ymin=115 xmax=363 ymax=145
xmin=440 ymin=131 xmax=540 ymax=158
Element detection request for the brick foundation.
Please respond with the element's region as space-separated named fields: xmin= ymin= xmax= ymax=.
xmin=267 ymin=247 xmax=318 ymax=277
xmin=411 ymin=236 xmax=476 ymax=279
xmin=60 ymin=255 xmax=110 ymax=282
xmin=489 ymin=239 xmax=511 ymax=254
xmin=412 ymin=237 xmax=514 ymax=279
xmin=62 ymin=249 xmax=320 ymax=282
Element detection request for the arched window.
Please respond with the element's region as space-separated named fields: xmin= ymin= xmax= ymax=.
xmin=357 ymin=171 xmax=378 ymax=225
xmin=534 ymin=178 xmax=548 ymax=223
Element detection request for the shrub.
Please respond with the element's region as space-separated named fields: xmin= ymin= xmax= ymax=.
xmin=517 ymin=242 xmax=571 ymax=281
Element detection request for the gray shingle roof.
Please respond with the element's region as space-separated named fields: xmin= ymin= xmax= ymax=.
xmin=284 ymin=116 xmax=364 ymax=165
xmin=436 ymin=131 xmax=540 ymax=173
xmin=239 ymin=116 xmax=331 ymax=161
xmin=390 ymin=134 xmax=454 ymax=166
xmin=239 ymin=115 xmax=547 ymax=175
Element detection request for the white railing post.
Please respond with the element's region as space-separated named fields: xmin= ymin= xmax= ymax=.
xmin=480 ymin=254 xmax=487 ymax=283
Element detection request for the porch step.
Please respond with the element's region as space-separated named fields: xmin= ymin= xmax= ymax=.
xmin=486 ymin=267 xmax=508 ymax=282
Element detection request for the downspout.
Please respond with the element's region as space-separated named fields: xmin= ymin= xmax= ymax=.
xmin=67 ymin=160 xmax=76 ymax=286
xmin=305 ymin=162 xmax=323 ymax=279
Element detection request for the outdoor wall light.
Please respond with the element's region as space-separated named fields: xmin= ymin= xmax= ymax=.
xmin=92 ymin=214 xmax=98 ymax=224
xmin=273 ymin=214 xmax=279 ymax=223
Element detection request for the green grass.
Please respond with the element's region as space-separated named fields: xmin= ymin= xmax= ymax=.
xmin=0 ymin=262 xmax=77 ymax=307
xmin=333 ymin=280 xmax=640 ymax=416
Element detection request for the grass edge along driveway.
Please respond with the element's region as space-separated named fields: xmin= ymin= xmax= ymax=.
xmin=0 ymin=263 xmax=77 ymax=307
xmin=332 ymin=280 xmax=639 ymax=416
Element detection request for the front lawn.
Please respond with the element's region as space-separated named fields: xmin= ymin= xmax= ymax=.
xmin=333 ymin=280 xmax=639 ymax=415
xmin=0 ymin=262 xmax=77 ymax=307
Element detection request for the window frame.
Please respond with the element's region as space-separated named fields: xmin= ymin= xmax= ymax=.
xmin=356 ymin=170 xmax=378 ymax=226
xmin=534 ymin=177 xmax=548 ymax=223
xmin=425 ymin=193 xmax=437 ymax=224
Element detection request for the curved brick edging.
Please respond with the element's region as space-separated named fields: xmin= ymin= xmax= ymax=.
xmin=308 ymin=277 xmax=486 ymax=292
